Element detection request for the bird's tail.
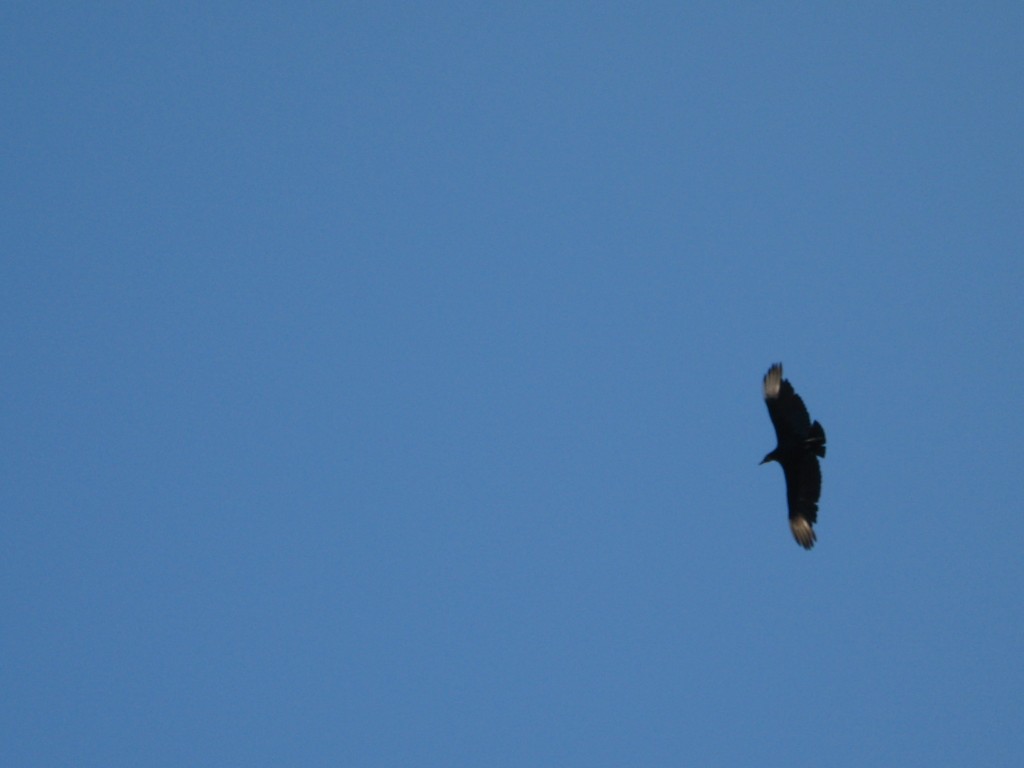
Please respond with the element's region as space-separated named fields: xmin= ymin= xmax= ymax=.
xmin=808 ymin=421 xmax=826 ymax=458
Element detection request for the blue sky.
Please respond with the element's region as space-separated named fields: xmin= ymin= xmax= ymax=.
xmin=3 ymin=3 xmax=1022 ymax=766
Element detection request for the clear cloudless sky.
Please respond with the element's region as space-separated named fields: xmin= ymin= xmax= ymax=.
xmin=3 ymin=3 xmax=1022 ymax=766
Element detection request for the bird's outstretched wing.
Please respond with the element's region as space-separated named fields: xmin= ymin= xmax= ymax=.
xmin=782 ymin=452 xmax=822 ymax=549
xmin=763 ymin=363 xmax=813 ymax=442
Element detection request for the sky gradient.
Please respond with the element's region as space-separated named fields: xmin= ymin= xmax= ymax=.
xmin=3 ymin=4 xmax=1022 ymax=766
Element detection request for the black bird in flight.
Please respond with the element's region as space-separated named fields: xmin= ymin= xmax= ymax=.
xmin=760 ymin=363 xmax=827 ymax=549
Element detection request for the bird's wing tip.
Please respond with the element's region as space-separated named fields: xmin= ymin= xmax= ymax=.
xmin=763 ymin=363 xmax=783 ymax=399
xmin=790 ymin=517 xmax=816 ymax=549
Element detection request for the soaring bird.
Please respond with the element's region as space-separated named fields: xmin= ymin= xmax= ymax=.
xmin=760 ymin=363 xmax=827 ymax=549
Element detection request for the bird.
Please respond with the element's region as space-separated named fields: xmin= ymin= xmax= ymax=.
xmin=760 ymin=363 xmax=827 ymax=549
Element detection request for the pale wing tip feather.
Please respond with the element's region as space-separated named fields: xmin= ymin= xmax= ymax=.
xmin=790 ymin=517 xmax=816 ymax=550
xmin=763 ymin=362 xmax=783 ymax=400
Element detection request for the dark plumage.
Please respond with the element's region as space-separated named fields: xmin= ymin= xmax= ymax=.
xmin=760 ymin=363 xmax=826 ymax=549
